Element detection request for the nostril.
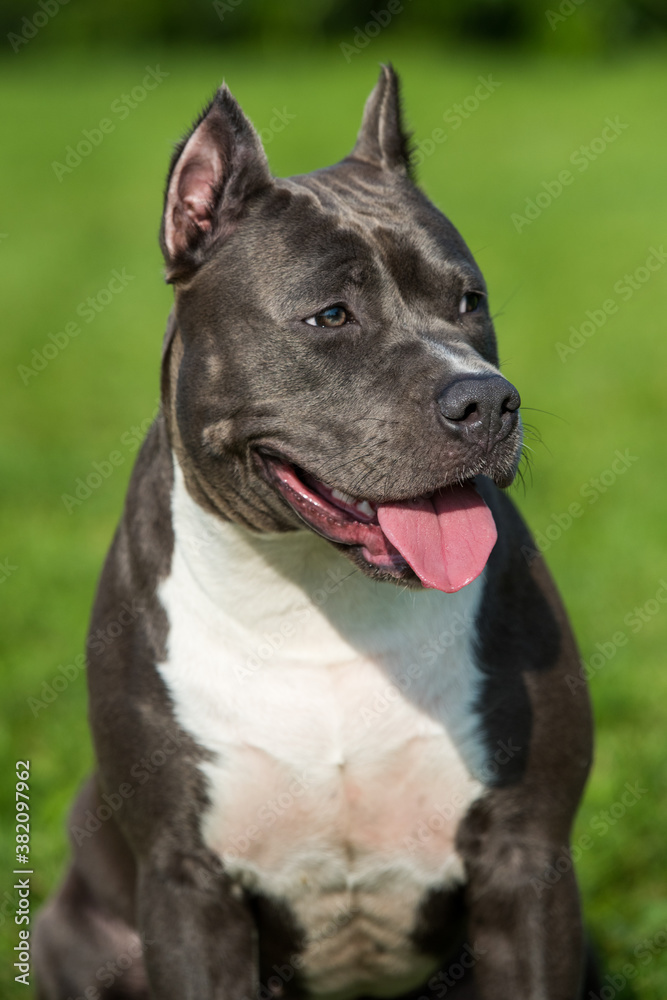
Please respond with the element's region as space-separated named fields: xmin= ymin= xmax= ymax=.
xmin=439 ymin=397 xmax=481 ymax=424
xmin=501 ymin=387 xmax=521 ymax=414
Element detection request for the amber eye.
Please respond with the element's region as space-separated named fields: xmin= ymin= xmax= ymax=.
xmin=458 ymin=292 xmax=483 ymax=315
xmin=305 ymin=305 xmax=351 ymax=328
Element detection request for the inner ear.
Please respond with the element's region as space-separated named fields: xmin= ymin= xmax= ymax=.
xmin=164 ymin=129 xmax=224 ymax=261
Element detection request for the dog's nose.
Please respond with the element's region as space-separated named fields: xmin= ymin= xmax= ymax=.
xmin=438 ymin=375 xmax=520 ymax=448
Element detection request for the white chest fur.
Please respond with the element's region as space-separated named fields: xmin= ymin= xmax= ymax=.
xmin=157 ymin=462 xmax=489 ymax=999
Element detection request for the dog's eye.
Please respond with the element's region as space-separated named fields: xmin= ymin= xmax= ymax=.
xmin=458 ymin=292 xmax=483 ymax=315
xmin=305 ymin=305 xmax=352 ymax=328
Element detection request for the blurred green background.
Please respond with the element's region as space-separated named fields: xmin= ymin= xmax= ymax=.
xmin=1 ymin=0 xmax=666 ymax=997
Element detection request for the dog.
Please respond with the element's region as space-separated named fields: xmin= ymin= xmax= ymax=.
xmin=35 ymin=66 xmax=595 ymax=1000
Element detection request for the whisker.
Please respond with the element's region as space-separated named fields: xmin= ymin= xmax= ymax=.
xmin=521 ymin=406 xmax=567 ymax=424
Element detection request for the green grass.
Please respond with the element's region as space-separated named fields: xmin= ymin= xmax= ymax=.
xmin=1 ymin=41 xmax=667 ymax=998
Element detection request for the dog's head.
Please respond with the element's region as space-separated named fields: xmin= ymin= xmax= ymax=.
xmin=160 ymin=66 xmax=522 ymax=593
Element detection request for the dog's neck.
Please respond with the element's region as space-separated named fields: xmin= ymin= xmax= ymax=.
xmin=167 ymin=456 xmax=486 ymax=670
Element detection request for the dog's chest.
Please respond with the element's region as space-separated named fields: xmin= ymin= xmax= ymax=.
xmin=157 ymin=467 xmax=488 ymax=997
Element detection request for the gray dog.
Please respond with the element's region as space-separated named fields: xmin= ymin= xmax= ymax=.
xmin=35 ymin=66 xmax=595 ymax=1000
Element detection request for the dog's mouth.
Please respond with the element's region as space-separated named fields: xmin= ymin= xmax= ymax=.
xmin=259 ymin=455 xmax=498 ymax=593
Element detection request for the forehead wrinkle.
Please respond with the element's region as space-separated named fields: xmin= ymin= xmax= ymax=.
xmin=291 ymin=170 xmax=410 ymax=224
xmin=282 ymin=174 xmax=359 ymax=221
xmin=297 ymin=178 xmax=482 ymax=299
xmin=274 ymin=175 xmax=384 ymax=257
xmin=367 ymin=221 xmax=482 ymax=322
xmin=269 ymin=177 xmax=482 ymax=320
xmin=259 ymin=235 xmax=379 ymax=317
xmin=292 ymin=170 xmax=480 ymax=275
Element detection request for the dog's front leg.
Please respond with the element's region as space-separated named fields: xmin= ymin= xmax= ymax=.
xmin=459 ymin=805 xmax=585 ymax=1000
xmin=136 ymin=846 xmax=257 ymax=1000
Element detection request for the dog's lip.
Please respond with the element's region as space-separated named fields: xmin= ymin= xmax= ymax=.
xmin=257 ymin=451 xmax=373 ymax=521
xmin=299 ymin=469 xmax=378 ymax=524
xmin=256 ymin=452 xmax=409 ymax=574
xmin=260 ymin=452 xmax=380 ymax=531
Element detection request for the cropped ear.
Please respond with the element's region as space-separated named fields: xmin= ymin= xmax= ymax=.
xmin=350 ymin=64 xmax=413 ymax=179
xmin=160 ymin=84 xmax=271 ymax=281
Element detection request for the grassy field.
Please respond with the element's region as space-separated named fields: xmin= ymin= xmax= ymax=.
xmin=1 ymin=40 xmax=666 ymax=998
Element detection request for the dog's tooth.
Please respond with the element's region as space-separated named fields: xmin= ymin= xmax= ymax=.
xmin=331 ymin=488 xmax=357 ymax=505
xmin=356 ymin=500 xmax=375 ymax=518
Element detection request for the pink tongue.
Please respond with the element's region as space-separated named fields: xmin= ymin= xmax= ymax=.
xmin=377 ymin=483 xmax=497 ymax=593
